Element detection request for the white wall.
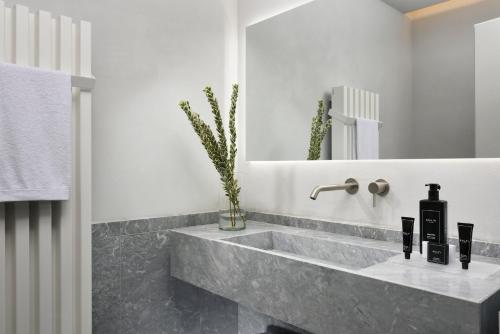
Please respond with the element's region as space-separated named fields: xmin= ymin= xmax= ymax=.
xmin=475 ymin=17 xmax=500 ymax=158
xmin=246 ymin=0 xmax=500 ymax=162
xmin=246 ymin=0 xmax=413 ymax=161
xmin=237 ymin=0 xmax=500 ymax=243
xmin=7 ymin=0 xmax=231 ymax=222
xmin=10 ymin=0 xmax=500 ymax=242
xmin=411 ymin=0 xmax=500 ymax=159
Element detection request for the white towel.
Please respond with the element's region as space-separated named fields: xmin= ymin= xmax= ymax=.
xmin=355 ymin=118 xmax=379 ymax=160
xmin=0 ymin=62 xmax=72 ymax=202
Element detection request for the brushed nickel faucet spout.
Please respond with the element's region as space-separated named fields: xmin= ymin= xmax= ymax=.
xmin=309 ymin=178 xmax=359 ymax=200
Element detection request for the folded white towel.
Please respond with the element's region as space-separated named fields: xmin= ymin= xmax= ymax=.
xmin=0 ymin=62 xmax=72 ymax=202
xmin=355 ymin=118 xmax=379 ymax=160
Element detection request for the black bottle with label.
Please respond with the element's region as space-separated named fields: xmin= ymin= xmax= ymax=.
xmin=419 ymin=184 xmax=447 ymax=254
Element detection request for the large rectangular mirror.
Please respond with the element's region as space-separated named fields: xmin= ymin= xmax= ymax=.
xmin=246 ymin=0 xmax=500 ymax=161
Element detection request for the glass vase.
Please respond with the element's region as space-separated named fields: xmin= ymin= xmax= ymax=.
xmin=218 ymin=206 xmax=246 ymax=231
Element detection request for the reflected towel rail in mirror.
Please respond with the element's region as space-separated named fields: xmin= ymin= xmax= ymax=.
xmin=330 ymin=111 xmax=384 ymax=129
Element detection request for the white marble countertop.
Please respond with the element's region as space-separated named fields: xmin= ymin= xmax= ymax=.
xmin=172 ymin=221 xmax=500 ymax=303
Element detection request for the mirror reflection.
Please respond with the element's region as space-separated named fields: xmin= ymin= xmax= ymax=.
xmin=246 ymin=0 xmax=500 ymax=161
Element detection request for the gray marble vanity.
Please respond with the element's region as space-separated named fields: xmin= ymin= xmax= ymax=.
xmin=170 ymin=221 xmax=500 ymax=334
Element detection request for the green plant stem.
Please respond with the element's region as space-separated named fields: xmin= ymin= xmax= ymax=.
xmin=228 ymin=200 xmax=234 ymax=227
xmin=179 ymin=84 xmax=245 ymax=229
xmin=307 ymin=100 xmax=332 ymax=160
xmin=234 ymin=201 xmax=245 ymax=225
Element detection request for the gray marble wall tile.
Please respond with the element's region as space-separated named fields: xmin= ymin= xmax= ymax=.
xmin=166 ymin=279 xmax=203 ymax=333
xmin=92 ymin=221 xmax=121 ymax=239
xmin=96 ymin=211 xmax=500 ymax=334
xmin=246 ymin=212 xmax=407 ymax=244
xmin=200 ymin=287 xmax=238 ymax=334
xmin=449 ymin=237 xmax=500 ymax=258
xmin=121 ymin=218 xmax=151 ymax=235
xmin=92 ymin=211 xmax=239 ymax=334
xmin=120 ymin=233 xmax=155 ymax=334
xmin=149 ymin=212 xmax=219 ymax=232
xmin=248 ymin=212 xmax=500 ymax=258
xmin=238 ymin=306 xmax=311 ymax=334
xmin=92 ymin=232 xmax=121 ymax=334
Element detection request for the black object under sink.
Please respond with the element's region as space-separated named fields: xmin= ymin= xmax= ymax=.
xmin=260 ymin=325 xmax=303 ymax=334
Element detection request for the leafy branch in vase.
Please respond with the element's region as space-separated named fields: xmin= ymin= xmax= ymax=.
xmin=179 ymin=84 xmax=244 ymax=227
xmin=307 ymin=100 xmax=332 ymax=160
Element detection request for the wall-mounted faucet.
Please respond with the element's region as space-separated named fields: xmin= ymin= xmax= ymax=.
xmin=368 ymin=179 xmax=390 ymax=207
xmin=310 ymin=178 xmax=359 ymax=200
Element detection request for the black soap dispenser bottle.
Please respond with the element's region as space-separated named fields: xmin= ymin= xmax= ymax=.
xmin=419 ymin=184 xmax=447 ymax=254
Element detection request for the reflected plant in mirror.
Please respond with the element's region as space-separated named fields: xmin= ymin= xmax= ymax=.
xmin=179 ymin=85 xmax=246 ymax=231
xmin=246 ymin=0 xmax=500 ymax=161
xmin=307 ymin=100 xmax=332 ymax=160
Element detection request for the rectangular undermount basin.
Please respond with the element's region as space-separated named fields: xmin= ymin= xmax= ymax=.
xmin=224 ymin=231 xmax=398 ymax=270
xmin=170 ymin=221 xmax=500 ymax=334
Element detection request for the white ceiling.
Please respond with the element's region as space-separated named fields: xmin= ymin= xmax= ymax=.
xmin=381 ymin=0 xmax=449 ymax=13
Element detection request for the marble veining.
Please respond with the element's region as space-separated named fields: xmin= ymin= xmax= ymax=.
xmin=171 ymin=221 xmax=500 ymax=334
xmin=248 ymin=212 xmax=500 ymax=259
xmin=227 ymin=231 xmax=398 ymax=270
xmin=92 ymin=212 xmax=238 ymax=334
xmin=238 ymin=305 xmax=312 ymax=334
xmin=247 ymin=211 xmax=409 ymax=243
xmin=94 ymin=211 xmax=500 ymax=333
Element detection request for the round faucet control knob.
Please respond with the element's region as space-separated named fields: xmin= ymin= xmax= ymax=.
xmin=368 ymin=179 xmax=389 ymax=208
xmin=368 ymin=179 xmax=390 ymax=195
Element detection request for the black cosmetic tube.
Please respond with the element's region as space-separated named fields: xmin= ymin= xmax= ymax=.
xmin=402 ymin=217 xmax=415 ymax=259
xmin=458 ymin=223 xmax=474 ymax=270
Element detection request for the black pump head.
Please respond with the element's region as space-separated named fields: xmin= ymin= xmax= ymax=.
xmin=426 ymin=183 xmax=441 ymax=191
xmin=425 ymin=183 xmax=441 ymax=200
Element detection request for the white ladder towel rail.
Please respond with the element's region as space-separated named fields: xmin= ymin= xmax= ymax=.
xmin=331 ymin=86 xmax=381 ymax=160
xmin=0 ymin=3 xmax=93 ymax=334
xmin=71 ymin=75 xmax=95 ymax=91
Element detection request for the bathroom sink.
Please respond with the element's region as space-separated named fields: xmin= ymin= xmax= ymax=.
xmin=170 ymin=221 xmax=500 ymax=334
xmin=224 ymin=231 xmax=398 ymax=270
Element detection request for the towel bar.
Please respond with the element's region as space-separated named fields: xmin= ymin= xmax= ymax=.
xmin=71 ymin=75 xmax=95 ymax=91
xmin=330 ymin=111 xmax=384 ymax=129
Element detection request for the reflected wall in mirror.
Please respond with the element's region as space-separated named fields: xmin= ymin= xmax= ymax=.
xmin=246 ymin=0 xmax=500 ymax=161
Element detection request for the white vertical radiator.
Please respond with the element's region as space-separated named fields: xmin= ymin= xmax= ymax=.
xmin=331 ymin=86 xmax=380 ymax=160
xmin=0 ymin=3 xmax=93 ymax=334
